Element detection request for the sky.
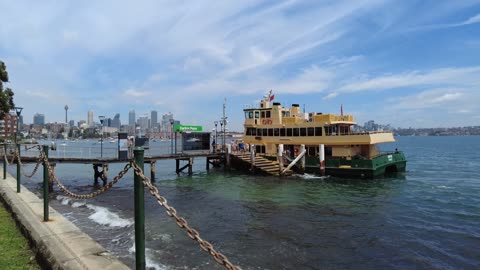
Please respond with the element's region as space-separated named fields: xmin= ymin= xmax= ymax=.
xmin=1 ymin=0 xmax=480 ymax=131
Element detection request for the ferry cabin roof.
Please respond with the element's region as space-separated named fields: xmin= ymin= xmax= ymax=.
xmin=243 ymin=100 xmax=395 ymax=146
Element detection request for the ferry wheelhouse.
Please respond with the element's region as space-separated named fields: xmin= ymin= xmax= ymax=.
xmin=242 ymin=93 xmax=406 ymax=177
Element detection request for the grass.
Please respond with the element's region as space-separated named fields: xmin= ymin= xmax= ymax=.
xmin=0 ymin=204 xmax=40 ymax=270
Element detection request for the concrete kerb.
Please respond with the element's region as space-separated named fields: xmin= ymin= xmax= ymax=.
xmin=0 ymin=170 xmax=130 ymax=270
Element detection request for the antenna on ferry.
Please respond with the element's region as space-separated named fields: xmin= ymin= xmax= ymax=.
xmin=341 ymin=104 xmax=344 ymax=116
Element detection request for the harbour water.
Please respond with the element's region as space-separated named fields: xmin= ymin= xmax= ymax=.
xmin=10 ymin=136 xmax=480 ymax=269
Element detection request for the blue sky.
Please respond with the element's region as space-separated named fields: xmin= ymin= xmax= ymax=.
xmin=1 ymin=0 xmax=479 ymax=131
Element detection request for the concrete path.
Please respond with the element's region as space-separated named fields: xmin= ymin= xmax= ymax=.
xmin=0 ymin=171 xmax=130 ymax=270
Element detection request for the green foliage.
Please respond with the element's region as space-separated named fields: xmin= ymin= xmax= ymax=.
xmin=0 ymin=60 xmax=15 ymax=116
xmin=0 ymin=205 xmax=40 ymax=269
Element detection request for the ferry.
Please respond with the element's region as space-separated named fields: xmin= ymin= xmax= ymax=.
xmin=241 ymin=91 xmax=406 ymax=178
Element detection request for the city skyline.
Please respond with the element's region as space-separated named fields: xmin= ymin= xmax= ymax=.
xmin=1 ymin=1 xmax=480 ymax=130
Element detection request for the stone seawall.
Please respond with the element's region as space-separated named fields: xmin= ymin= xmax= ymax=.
xmin=0 ymin=171 xmax=130 ymax=270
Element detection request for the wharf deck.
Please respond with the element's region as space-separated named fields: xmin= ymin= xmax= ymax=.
xmin=10 ymin=153 xmax=225 ymax=164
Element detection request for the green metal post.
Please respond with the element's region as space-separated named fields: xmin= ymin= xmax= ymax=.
xmin=16 ymin=144 xmax=21 ymax=193
xmin=134 ymin=147 xmax=145 ymax=270
xmin=3 ymin=144 xmax=6 ymax=179
xmin=42 ymin=145 xmax=49 ymax=222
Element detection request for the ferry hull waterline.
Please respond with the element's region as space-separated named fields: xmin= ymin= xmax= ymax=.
xmin=241 ymin=91 xmax=407 ymax=178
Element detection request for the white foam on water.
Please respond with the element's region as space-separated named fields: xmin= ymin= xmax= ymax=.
xmin=129 ymin=241 xmax=171 ymax=270
xmin=56 ymin=195 xmax=72 ymax=205
xmin=86 ymin=204 xmax=133 ymax=228
xmin=146 ymin=248 xmax=169 ymax=270
xmin=71 ymin=201 xmax=87 ymax=208
xmin=437 ymin=185 xmax=453 ymax=189
xmin=300 ymin=173 xmax=329 ymax=180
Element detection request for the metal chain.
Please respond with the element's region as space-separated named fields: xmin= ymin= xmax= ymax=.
xmin=16 ymin=145 xmax=43 ymax=178
xmin=131 ymin=161 xmax=241 ymax=270
xmin=8 ymin=146 xmax=16 ymax=164
xmin=42 ymin=152 xmax=132 ymax=199
xmin=3 ymin=150 xmax=9 ymax=166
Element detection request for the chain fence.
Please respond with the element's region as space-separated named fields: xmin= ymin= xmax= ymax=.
xmin=2 ymin=144 xmax=240 ymax=270
xmin=42 ymin=154 xmax=131 ymax=200
xmin=16 ymin=145 xmax=44 ymax=178
xmin=131 ymin=161 xmax=240 ymax=270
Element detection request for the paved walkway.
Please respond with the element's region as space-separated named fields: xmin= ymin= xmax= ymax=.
xmin=0 ymin=171 xmax=130 ymax=270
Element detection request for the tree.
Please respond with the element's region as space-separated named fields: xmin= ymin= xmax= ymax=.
xmin=0 ymin=60 xmax=15 ymax=116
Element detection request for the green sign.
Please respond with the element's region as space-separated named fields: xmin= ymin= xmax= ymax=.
xmin=174 ymin=124 xmax=203 ymax=132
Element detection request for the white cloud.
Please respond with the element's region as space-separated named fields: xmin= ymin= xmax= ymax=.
xmin=458 ymin=13 xmax=480 ymax=26
xmin=123 ymin=89 xmax=150 ymax=97
xmin=323 ymin=92 xmax=338 ymax=100
xmin=339 ymin=66 xmax=480 ymax=93
xmin=391 ymin=90 xmax=465 ymax=109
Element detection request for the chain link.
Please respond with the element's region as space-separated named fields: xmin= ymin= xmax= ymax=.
xmin=16 ymin=145 xmax=43 ymax=178
xmin=42 ymin=152 xmax=132 ymax=199
xmin=131 ymin=161 xmax=241 ymax=270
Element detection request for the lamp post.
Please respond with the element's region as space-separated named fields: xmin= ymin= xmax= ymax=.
xmin=14 ymin=107 xmax=23 ymax=144
xmin=213 ymin=121 xmax=218 ymax=153
xmin=169 ymin=119 xmax=174 ymax=154
xmin=99 ymin=116 xmax=105 ymax=158
xmin=221 ymin=117 xmax=227 ymax=152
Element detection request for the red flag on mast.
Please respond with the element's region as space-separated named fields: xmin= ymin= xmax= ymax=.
xmin=269 ymin=89 xmax=274 ymax=101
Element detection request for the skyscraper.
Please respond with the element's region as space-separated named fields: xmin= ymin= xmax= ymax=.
xmin=112 ymin=113 xmax=121 ymax=129
xmin=151 ymin=110 xmax=158 ymax=129
xmin=87 ymin=110 xmax=94 ymax=127
xmin=129 ymin=110 xmax=135 ymax=126
xmin=33 ymin=113 xmax=45 ymax=125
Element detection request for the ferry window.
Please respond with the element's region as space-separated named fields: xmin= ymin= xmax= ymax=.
xmin=287 ymin=128 xmax=293 ymax=136
xmin=315 ymin=127 xmax=322 ymax=136
xmin=257 ymin=129 xmax=262 ymax=136
xmin=248 ymin=111 xmax=254 ymax=119
xmin=280 ymin=128 xmax=286 ymax=136
xmin=307 ymin=127 xmax=314 ymax=136
xmin=268 ymin=128 xmax=273 ymax=136
xmin=274 ymin=128 xmax=279 ymax=136
xmin=325 ymin=126 xmax=331 ymax=135
xmin=293 ymin=128 xmax=299 ymax=136
xmin=285 ymin=111 xmax=290 ymax=117
xmin=300 ymin=128 xmax=306 ymax=136
xmin=262 ymin=128 xmax=268 ymax=136
xmin=266 ymin=111 xmax=271 ymax=118
xmin=255 ymin=111 xmax=260 ymax=119
xmin=246 ymin=128 xmax=251 ymax=135
xmin=325 ymin=146 xmax=332 ymax=157
xmin=261 ymin=111 xmax=265 ymax=118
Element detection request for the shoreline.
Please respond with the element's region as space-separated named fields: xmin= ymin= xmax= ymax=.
xmin=0 ymin=170 xmax=130 ymax=270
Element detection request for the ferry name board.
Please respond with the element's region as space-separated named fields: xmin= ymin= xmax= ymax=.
xmin=174 ymin=125 xmax=203 ymax=132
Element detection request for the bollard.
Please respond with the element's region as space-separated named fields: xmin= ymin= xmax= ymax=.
xmin=42 ymin=145 xmax=49 ymax=222
xmin=3 ymin=144 xmax=7 ymax=179
xmin=133 ymin=147 xmax=145 ymax=270
xmin=16 ymin=144 xmax=21 ymax=193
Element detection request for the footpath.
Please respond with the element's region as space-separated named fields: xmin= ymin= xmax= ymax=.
xmin=0 ymin=170 xmax=130 ymax=270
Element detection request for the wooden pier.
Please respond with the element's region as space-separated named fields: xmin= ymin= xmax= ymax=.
xmin=12 ymin=152 xmax=225 ymax=185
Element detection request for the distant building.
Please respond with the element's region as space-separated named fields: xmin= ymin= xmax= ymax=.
xmin=69 ymin=120 xmax=75 ymax=128
xmin=33 ymin=113 xmax=45 ymax=125
xmin=112 ymin=113 xmax=121 ymax=129
xmin=137 ymin=115 xmax=149 ymax=136
xmin=129 ymin=110 xmax=135 ymax=126
xmin=78 ymin=120 xmax=86 ymax=128
xmin=161 ymin=112 xmax=174 ymax=138
xmin=0 ymin=113 xmax=18 ymax=140
xmin=151 ymin=110 xmax=158 ymax=130
xmin=87 ymin=110 xmax=94 ymax=127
